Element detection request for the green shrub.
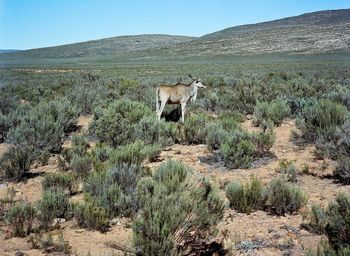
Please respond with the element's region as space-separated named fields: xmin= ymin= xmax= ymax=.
xmin=307 ymin=204 xmax=328 ymax=234
xmin=70 ymin=155 xmax=92 ymax=178
xmin=153 ymin=160 xmax=188 ymax=194
xmin=89 ymin=99 xmax=152 ymax=147
xmin=5 ymin=202 xmax=36 ymax=237
xmin=220 ymin=133 xmax=256 ymax=169
xmin=298 ymin=99 xmax=348 ymax=142
xmin=70 ymin=134 xmax=89 ymax=158
xmin=334 ymin=156 xmax=350 ymax=185
xmin=134 ymin=160 xmax=224 ymax=255
xmin=42 ymin=173 xmax=78 ymax=195
xmin=252 ymin=99 xmax=291 ymax=127
xmin=263 ymin=178 xmax=307 ymax=215
xmin=306 ymin=240 xmax=350 ymax=256
xmin=307 ymin=193 xmax=350 ymax=253
xmin=37 ymin=189 xmax=69 ymax=230
xmin=277 ymin=159 xmax=298 ymax=182
xmin=109 ymin=141 xmax=161 ymax=165
xmin=72 ymin=201 xmax=109 ymax=232
xmin=8 ymin=105 xmax=64 ymax=155
xmin=0 ymin=146 xmax=33 ymax=181
xmin=206 ymin=122 xmax=227 ymax=150
xmin=133 ymin=116 xmax=175 ymax=146
xmin=325 ymin=193 xmax=350 ymax=251
xmin=29 ymin=231 xmax=71 ymax=254
xmin=84 ymin=164 xmax=142 ymax=217
xmin=184 ymin=113 xmax=210 ymax=144
xmin=225 ymin=177 xmax=263 ymax=213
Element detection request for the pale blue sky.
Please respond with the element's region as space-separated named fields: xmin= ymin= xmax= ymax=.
xmin=0 ymin=0 xmax=349 ymax=50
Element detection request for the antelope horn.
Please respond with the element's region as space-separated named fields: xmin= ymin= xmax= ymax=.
xmin=188 ymin=74 xmax=195 ymax=80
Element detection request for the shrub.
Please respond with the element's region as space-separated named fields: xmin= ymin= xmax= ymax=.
xmin=133 ymin=116 xmax=175 ymax=146
xmin=277 ymin=159 xmax=298 ymax=182
xmin=89 ymin=99 xmax=152 ymax=147
xmin=72 ymin=201 xmax=109 ymax=232
xmin=206 ymin=122 xmax=227 ymax=150
xmin=5 ymin=202 xmax=36 ymax=237
xmin=46 ymin=98 xmax=79 ymax=133
xmin=0 ymin=146 xmax=33 ymax=181
xmin=263 ymin=178 xmax=307 ymax=215
xmin=70 ymin=155 xmax=92 ymax=178
xmin=252 ymin=99 xmax=291 ymax=127
xmin=84 ymin=164 xmax=142 ymax=217
xmin=29 ymin=232 xmax=71 ymax=254
xmin=325 ymin=193 xmax=350 ymax=251
xmin=109 ymin=141 xmax=161 ymax=166
xmin=70 ymin=134 xmax=89 ymax=158
xmin=298 ymin=99 xmax=348 ymax=142
xmin=225 ymin=177 xmax=263 ymax=213
xmin=134 ymin=161 xmax=224 ymax=255
xmin=8 ymin=105 xmax=64 ymax=155
xmin=220 ymin=132 xmax=256 ymax=169
xmin=184 ymin=113 xmax=210 ymax=144
xmin=37 ymin=189 xmax=69 ymax=230
xmin=42 ymin=173 xmax=78 ymax=195
xmin=153 ymin=160 xmax=188 ymax=193
xmin=334 ymin=156 xmax=350 ymax=185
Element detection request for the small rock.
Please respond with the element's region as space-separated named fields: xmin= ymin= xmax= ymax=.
xmin=15 ymin=251 xmax=26 ymax=256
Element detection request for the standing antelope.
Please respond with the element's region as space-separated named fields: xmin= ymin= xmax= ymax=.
xmin=156 ymin=74 xmax=206 ymax=122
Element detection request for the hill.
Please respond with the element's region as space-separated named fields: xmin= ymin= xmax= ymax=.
xmin=0 ymin=34 xmax=195 ymax=59
xmin=0 ymin=49 xmax=21 ymax=54
xmin=147 ymin=9 xmax=350 ymax=57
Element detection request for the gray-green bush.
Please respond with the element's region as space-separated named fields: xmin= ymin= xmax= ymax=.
xmin=37 ymin=189 xmax=69 ymax=230
xmin=5 ymin=202 xmax=36 ymax=237
xmin=133 ymin=160 xmax=224 ymax=256
xmin=0 ymin=146 xmax=33 ymax=181
xmin=263 ymin=178 xmax=307 ymax=215
xmin=225 ymin=177 xmax=263 ymax=213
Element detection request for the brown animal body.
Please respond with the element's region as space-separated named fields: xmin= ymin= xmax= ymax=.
xmin=156 ymin=75 xmax=206 ymax=122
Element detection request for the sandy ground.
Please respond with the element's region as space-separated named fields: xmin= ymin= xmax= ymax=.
xmin=1 ymin=117 xmax=350 ymax=255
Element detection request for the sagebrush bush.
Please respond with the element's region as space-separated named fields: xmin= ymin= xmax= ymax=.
xmin=307 ymin=193 xmax=350 ymax=253
xmin=277 ymin=159 xmax=298 ymax=182
xmin=29 ymin=231 xmax=71 ymax=254
xmin=8 ymin=105 xmax=64 ymax=155
xmin=184 ymin=113 xmax=210 ymax=144
xmin=42 ymin=173 xmax=78 ymax=195
xmin=5 ymin=202 xmax=36 ymax=237
xmin=220 ymin=131 xmax=256 ymax=169
xmin=298 ymin=99 xmax=348 ymax=142
xmin=263 ymin=178 xmax=307 ymax=215
xmin=70 ymin=155 xmax=92 ymax=178
xmin=225 ymin=177 xmax=263 ymax=213
xmin=89 ymin=99 xmax=152 ymax=147
xmin=252 ymin=99 xmax=291 ymax=127
xmin=325 ymin=193 xmax=350 ymax=251
xmin=334 ymin=156 xmax=350 ymax=185
xmin=109 ymin=141 xmax=161 ymax=165
xmin=0 ymin=146 xmax=33 ymax=181
xmin=133 ymin=116 xmax=176 ymax=146
xmin=84 ymin=163 xmax=142 ymax=217
xmin=72 ymin=201 xmax=109 ymax=232
xmin=37 ymin=189 xmax=69 ymax=230
xmin=134 ymin=161 xmax=224 ymax=256
xmin=306 ymin=240 xmax=350 ymax=256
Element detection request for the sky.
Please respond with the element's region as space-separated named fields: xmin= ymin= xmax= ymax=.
xmin=0 ymin=0 xmax=349 ymax=50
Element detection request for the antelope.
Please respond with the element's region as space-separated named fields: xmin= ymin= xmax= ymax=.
xmin=156 ymin=74 xmax=206 ymax=122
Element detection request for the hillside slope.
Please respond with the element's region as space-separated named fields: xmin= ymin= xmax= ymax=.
xmin=153 ymin=9 xmax=350 ymax=56
xmin=1 ymin=34 xmax=195 ymax=59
